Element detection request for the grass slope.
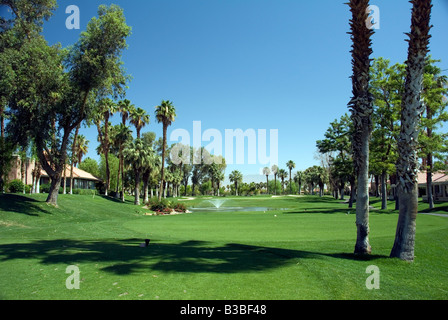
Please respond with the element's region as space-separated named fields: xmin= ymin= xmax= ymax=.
xmin=0 ymin=193 xmax=447 ymax=300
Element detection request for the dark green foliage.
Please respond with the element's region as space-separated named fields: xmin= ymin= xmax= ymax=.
xmin=7 ymin=179 xmax=24 ymax=193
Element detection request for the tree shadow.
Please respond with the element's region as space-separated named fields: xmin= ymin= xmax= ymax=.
xmin=0 ymin=238 xmax=387 ymax=276
xmin=291 ymin=196 xmax=342 ymax=204
xmin=0 ymin=194 xmax=52 ymax=216
xmin=284 ymin=208 xmax=351 ymax=214
xmin=98 ymin=195 xmax=134 ymax=204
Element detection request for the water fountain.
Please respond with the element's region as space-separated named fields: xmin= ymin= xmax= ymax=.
xmin=207 ymin=199 xmax=227 ymax=209
xmin=188 ymin=198 xmax=279 ymax=213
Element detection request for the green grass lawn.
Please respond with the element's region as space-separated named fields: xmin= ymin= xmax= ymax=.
xmin=0 ymin=193 xmax=447 ymax=300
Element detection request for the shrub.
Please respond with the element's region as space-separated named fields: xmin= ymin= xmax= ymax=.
xmin=147 ymin=198 xmax=170 ymax=212
xmin=172 ymin=202 xmax=187 ymax=213
xmin=146 ymin=198 xmax=187 ymax=214
xmin=8 ymin=179 xmax=25 ymax=193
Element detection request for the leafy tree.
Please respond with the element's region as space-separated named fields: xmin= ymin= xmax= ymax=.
xmin=78 ymin=157 xmax=100 ymax=178
xmin=369 ymin=58 xmax=404 ymax=209
xmin=6 ymin=4 xmax=131 ymax=206
xmin=419 ymin=57 xmax=448 ymax=209
xmin=317 ymin=114 xmax=355 ymax=204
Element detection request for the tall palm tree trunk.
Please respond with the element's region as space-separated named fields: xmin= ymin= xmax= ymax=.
xmin=266 ymin=175 xmax=269 ymax=194
xmin=134 ymin=168 xmax=141 ymax=205
xmin=158 ymin=124 xmax=167 ymax=201
xmin=121 ymin=155 xmax=125 ymax=202
xmin=348 ymin=0 xmax=374 ymax=255
xmin=426 ymin=103 xmax=434 ymax=209
xmin=70 ymin=124 xmax=80 ymax=194
xmin=391 ymin=0 xmax=432 ymax=261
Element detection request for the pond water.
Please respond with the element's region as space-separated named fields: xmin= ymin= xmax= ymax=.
xmin=188 ymin=199 xmax=290 ymax=213
xmin=189 ymin=206 xmax=265 ymax=213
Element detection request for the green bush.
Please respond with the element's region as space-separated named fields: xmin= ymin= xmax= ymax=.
xmin=8 ymin=179 xmax=25 ymax=193
xmin=40 ymin=183 xmax=51 ymax=193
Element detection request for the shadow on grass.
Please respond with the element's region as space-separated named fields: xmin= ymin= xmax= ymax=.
xmin=0 ymin=238 xmax=387 ymax=276
xmin=284 ymin=208 xmax=352 ymax=214
xmin=0 ymin=194 xmax=52 ymax=216
xmin=98 ymin=195 xmax=134 ymax=205
xmin=420 ymin=205 xmax=448 ymax=214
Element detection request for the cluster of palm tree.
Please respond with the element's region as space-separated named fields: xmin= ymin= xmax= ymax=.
xmin=93 ymin=98 xmax=176 ymax=205
xmin=260 ymin=162 xmax=328 ymax=196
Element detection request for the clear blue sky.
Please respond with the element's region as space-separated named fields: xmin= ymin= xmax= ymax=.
xmin=42 ymin=0 xmax=448 ymax=184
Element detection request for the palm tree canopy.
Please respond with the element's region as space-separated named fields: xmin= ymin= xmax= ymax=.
xmin=229 ymin=170 xmax=243 ymax=183
xmin=278 ymin=169 xmax=288 ymax=181
xmin=123 ymin=138 xmax=152 ymax=170
xmin=263 ymin=166 xmax=271 ymax=176
xmin=112 ymin=123 xmax=132 ymax=149
xmin=155 ymin=100 xmax=176 ymax=126
xmin=118 ymin=99 xmax=134 ymax=125
xmin=294 ymin=171 xmax=303 ymax=184
xmin=130 ymin=107 xmax=150 ymax=132
xmin=286 ymin=160 xmax=296 ymax=171
xmin=97 ymin=98 xmax=117 ymax=119
xmin=75 ymin=134 xmax=89 ymax=165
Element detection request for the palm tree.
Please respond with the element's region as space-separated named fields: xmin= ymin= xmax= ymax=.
xmin=68 ymin=134 xmax=88 ymax=194
xmin=95 ymin=98 xmax=117 ymax=196
xmin=155 ymin=100 xmax=176 ymax=201
xmin=294 ymin=171 xmax=303 ymax=195
xmin=75 ymin=135 xmax=89 ymax=166
xmin=286 ymin=160 xmax=296 ymax=194
xmin=113 ymin=124 xmax=132 ymax=201
xmin=123 ymin=138 xmax=151 ymax=205
xmin=278 ymin=169 xmax=288 ymax=194
xmin=271 ymin=164 xmax=278 ymax=195
xmin=391 ymin=0 xmax=433 ymax=261
xmin=130 ymin=107 xmax=149 ymax=139
xmin=229 ymin=170 xmax=243 ymax=196
xmin=347 ymin=0 xmax=375 ymax=255
xmin=118 ymin=99 xmax=134 ymax=125
xmin=263 ymin=167 xmax=271 ymax=194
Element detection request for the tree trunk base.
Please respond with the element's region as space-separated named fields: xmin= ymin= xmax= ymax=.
xmin=390 ymin=188 xmax=418 ymax=261
xmin=354 ymin=223 xmax=372 ymax=255
xmin=46 ymin=175 xmax=62 ymax=208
